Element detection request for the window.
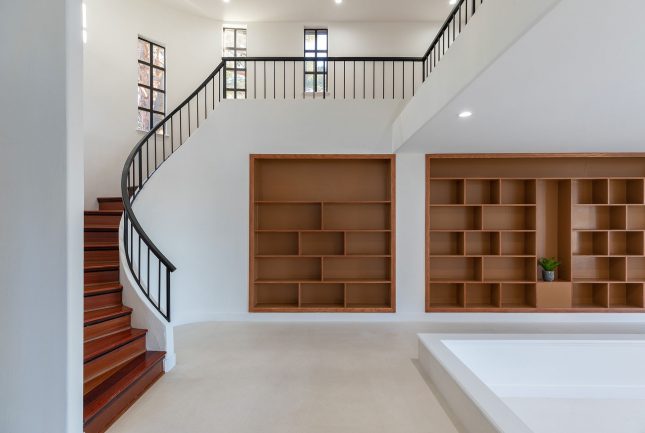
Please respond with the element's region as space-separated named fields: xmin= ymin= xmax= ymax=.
xmin=223 ymin=27 xmax=247 ymax=99
xmin=137 ymin=37 xmax=165 ymax=132
xmin=304 ymin=29 xmax=328 ymax=94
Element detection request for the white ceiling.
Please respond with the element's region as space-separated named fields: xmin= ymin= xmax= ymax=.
xmin=398 ymin=0 xmax=645 ymax=154
xmin=159 ymin=0 xmax=453 ymax=22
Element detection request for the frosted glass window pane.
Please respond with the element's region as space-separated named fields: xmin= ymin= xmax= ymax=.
xmin=305 ymin=75 xmax=314 ymax=93
xmin=138 ymin=64 xmax=150 ymax=85
xmin=305 ymin=33 xmax=316 ymax=50
xmin=138 ymin=39 xmax=150 ymax=62
xmin=317 ymin=34 xmax=328 ymax=50
xmin=138 ymin=86 xmax=150 ymax=108
xmin=237 ymin=30 xmax=247 ymax=48
xmin=138 ymin=110 xmax=150 ymax=131
xmin=153 ymin=91 xmax=165 ymax=112
xmin=153 ymin=45 xmax=165 ymax=68
xmin=223 ymin=29 xmax=235 ymax=48
xmin=152 ymin=68 xmax=164 ymax=90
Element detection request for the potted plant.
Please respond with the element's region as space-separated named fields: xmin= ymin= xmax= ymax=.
xmin=538 ymin=257 xmax=560 ymax=282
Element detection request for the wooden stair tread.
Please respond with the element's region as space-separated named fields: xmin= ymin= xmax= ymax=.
xmin=84 ymin=328 xmax=147 ymax=363
xmin=85 ymin=224 xmax=119 ymax=232
xmin=85 ymin=282 xmax=123 ymax=296
xmin=85 ymin=242 xmax=119 ymax=250
xmin=97 ymin=197 xmax=123 ymax=203
xmin=83 ymin=351 xmax=165 ymax=423
xmin=85 ymin=210 xmax=123 ymax=216
xmin=84 ymin=261 xmax=119 ymax=272
xmin=84 ymin=306 xmax=132 ymax=326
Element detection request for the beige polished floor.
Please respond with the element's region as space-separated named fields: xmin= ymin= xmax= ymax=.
xmin=107 ymin=322 xmax=461 ymax=433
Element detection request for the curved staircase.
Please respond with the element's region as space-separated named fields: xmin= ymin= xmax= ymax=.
xmin=83 ymin=197 xmax=165 ymax=433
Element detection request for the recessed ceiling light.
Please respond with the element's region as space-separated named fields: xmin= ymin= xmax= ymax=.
xmin=335 ymin=0 xmax=343 ymax=4
xmin=449 ymin=0 xmax=457 ymax=5
xmin=458 ymin=111 xmax=473 ymax=118
xmin=223 ymin=0 xmax=230 ymax=3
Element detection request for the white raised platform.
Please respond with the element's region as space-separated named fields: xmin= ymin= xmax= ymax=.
xmin=418 ymin=333 xmax=645 ymax=433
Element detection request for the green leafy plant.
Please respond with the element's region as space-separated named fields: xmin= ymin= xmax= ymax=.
xmin=538 ymin=257 xmax=561 ymax=271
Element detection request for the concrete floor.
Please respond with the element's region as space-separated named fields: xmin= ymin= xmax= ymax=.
xmin=107 ymin=322 xmax=461 ymax=433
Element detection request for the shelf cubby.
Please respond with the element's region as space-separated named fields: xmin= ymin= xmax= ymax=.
xmin=573 ymin=231 xmax=608 ymax=256
xmin=255 ymin=232 xmax=299 ymax=256
xmin=428 ymin=206 xmax=481 ymax=231
xmin=254 ymin=283 xmax=299 ymax=308
xmin=256 ymin=203 xmax=321 ymax=230
xmin=346 ymin=283 xmax=391 ymax=308
xmin=483 ymin=257 xmax=535 ymax=282
xmin=429 ymin=179 xmax=464 ymax=204
xmin=300 ymin=232 xmax=344 ymax=256
xmin=465 ymin=179 xmax=499 ymax=204
xmin=574 ymin=179 xmax=609 ymax=204
xmin=345 ymin=232 xmax=390 ymax=256
xmin=429 ymin=232 xmax=464 ymax=256
xmin=501 ymin=180 xmax=536 ymax=205
xmin=501 ymin=283 xmax=537 ymax=308
xmin=609 ymin=283 xmax=644 ymax=308
xmin=572 ymin=283 xmax=609 ymax=308
xmin=428 ymin=283 xmax=464 ymax=307
xmin=501 ymin=232 xmax=536 ymax=256
xmin=609 ymin=231 xmax=644 ymax=256
xmin=465 ymin=283 xmax=500 ymax=308
xmin=465 ymin=232 xmax=500 ymax=256
xmin=609 ymin=179 xmax=644 ymax=204
xmin=627 ymin=257 xmax=645 ymax=280
xmin=323 ymin=203 xmax=390 ymax=231
xmin=572 ymin=256 xmax=626 ymax=281
xmin=323 ymin=257 xmax=390 ymax=281
xmin=572 ymin=205 xmax=626 ymax=230
xmin=255 ymin=257 xmax=321 ymax=282
xmin=482 ymin=206 xmax=535 ymax=231
xmin=300 ymin=283 xmax=345 ymax=308
xmin=251 ymin=155 xmax=395 ymax=312
xmin=627 ymin=206 xmax=645 ymax=230
xmin=428 ymin=257 xmax=481 ymax=281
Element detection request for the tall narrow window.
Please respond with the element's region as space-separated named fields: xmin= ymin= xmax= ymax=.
xmin=304 ymin=29 xmax=328 ymax=94
xmin=138 ymin=37 xmax=165 ymax=132
xmin=223 ymin=27 xmax=247 ymax=99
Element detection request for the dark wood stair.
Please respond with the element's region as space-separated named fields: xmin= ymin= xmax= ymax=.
xmin=83 ymin=197 xmax=164 ymax=433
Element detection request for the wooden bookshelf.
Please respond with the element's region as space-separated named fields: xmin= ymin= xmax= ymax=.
xmin=250 ymin=155 xmax=395 ymax=312
xmin=426 ymin=154 xmax=645 ymax=312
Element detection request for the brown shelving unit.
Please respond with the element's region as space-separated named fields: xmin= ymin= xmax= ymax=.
xmin=250 ymin=155 xmax=395 ymax=312
xmin=426 ymin=154 xmax=645 ymax=312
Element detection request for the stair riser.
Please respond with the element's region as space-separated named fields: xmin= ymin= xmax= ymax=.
xmin=85 ymin=269 xmax=119 ymax=285
xmin=85 ymin=292 xmax=122 ymax=311
xmin=85 ymin=315 xmax=131 ymax=342
xmin=84 ymin=337 xmax=147 ymax=393
xmin=85 ymin=248 xmax=119 ymax=263
xmin=83 ymin=359 xmax=164 ymax=433
xmin=98 ymin=200 xmax=124 ymax=211
xmin=85 ymin=230 xmax=119 ymax=243
xmin=85 ymin=214 xmax=122 ymax=226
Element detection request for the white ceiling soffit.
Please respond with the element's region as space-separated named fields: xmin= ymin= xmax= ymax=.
xmin=159 ymin=0 xmax=455 ymax=22
xmin=397 ymin=0 xmax=645 ymax=153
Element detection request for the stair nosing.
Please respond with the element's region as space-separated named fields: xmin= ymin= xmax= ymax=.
xmin=85 ymin=225 xmax=119 ymax=232
xmin=85 ymin=283 xmax=123 ymax=297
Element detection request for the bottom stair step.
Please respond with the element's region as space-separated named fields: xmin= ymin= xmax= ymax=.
xmin=83 ymin=351 xmax=165 ymax=433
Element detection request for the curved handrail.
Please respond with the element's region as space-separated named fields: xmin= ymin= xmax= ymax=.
xmin=121 ymin=0 xmax=484 ymax=322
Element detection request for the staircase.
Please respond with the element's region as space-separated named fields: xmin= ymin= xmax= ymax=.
xmin=83 ymin=197 xmax=165 ymax=433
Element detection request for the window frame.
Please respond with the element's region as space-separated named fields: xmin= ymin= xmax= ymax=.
xmin=137 ymin=36 xmax=166 ymax=132
xmin=223 ymin=27 xmax=247 ymax=99
xmin=304 ymin=28 xmax=328 ymax=94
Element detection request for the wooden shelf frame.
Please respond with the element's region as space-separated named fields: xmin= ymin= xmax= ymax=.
xmin=426 ymin=153 xmax=645 ymax=313
xmin=250 ymin=155 xmax=395 ymax=312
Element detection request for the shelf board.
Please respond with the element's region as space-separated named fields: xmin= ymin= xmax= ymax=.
xmin=429 ymin=204 xmax=536 ymax=207
xmin=428 ymin=229 xmax=536 ymax=233
xmin=255 ymin=255 xmax=391 ymax=258
xmin=255 ymin=279 xmax=391 ymax=284
xmin=255 ymin=200 xmax=391 ymax=204
xmin=430 ymin=254 xmax=535 ymax=258
xmin=255 ymin=229 xmax=392 ymax=233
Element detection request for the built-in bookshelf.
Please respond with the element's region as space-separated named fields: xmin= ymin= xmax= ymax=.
xmin=426 ymin=154 xmax=645 ymax=312
xmin=250 ymin=155 xmax=395 ymax=312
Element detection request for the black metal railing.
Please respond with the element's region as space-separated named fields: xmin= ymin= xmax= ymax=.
xmin=121 ymin=0 xmax=484 ymax=322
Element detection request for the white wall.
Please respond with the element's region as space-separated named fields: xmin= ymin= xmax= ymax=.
xmin=0 ymin=0 xmax=84 ymax=432
xmin=130 ymin=100 xmax=421 ymax=324
xmin=246 ymin=21 xmax=441 ymax=57
xmin=83 ymin=5 xmax=441 ymax=206
xmin=84 ymin=0 xmax=222 ymax=208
